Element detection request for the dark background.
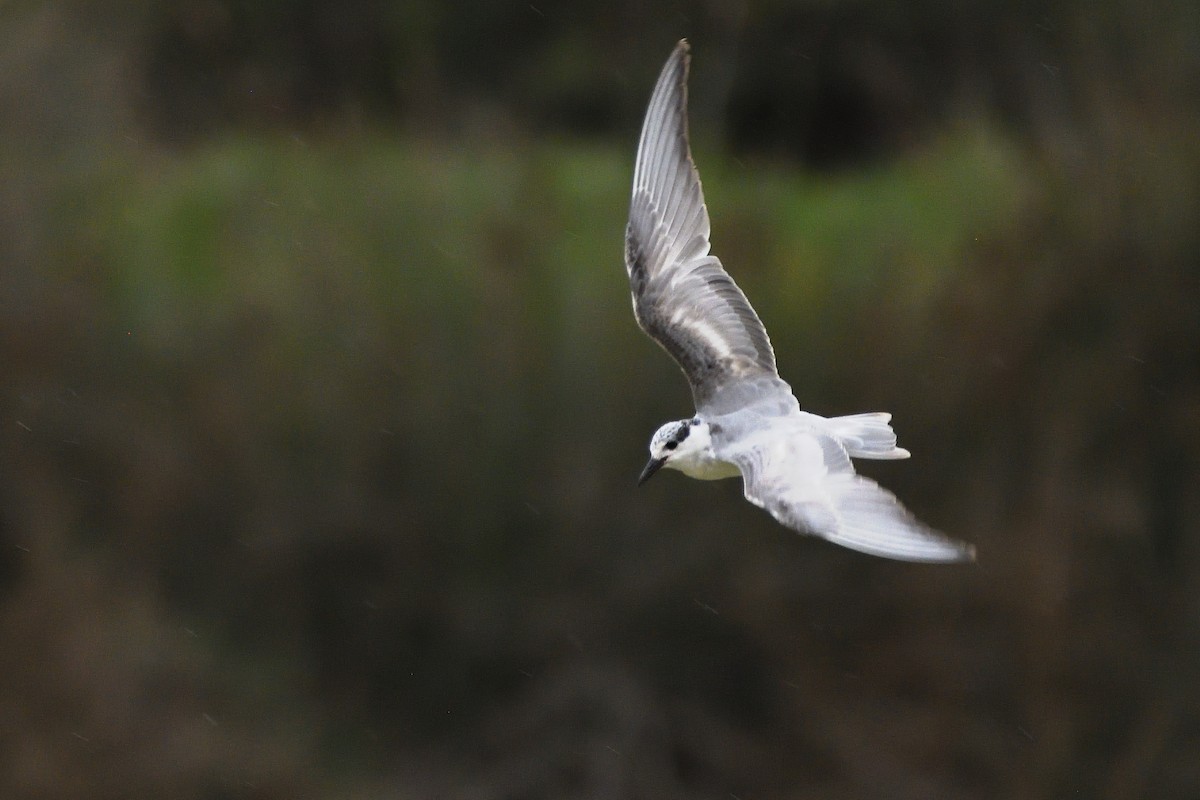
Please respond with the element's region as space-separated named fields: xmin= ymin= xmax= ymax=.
xmin=2 ymin=1 xmax=1198 ymax=798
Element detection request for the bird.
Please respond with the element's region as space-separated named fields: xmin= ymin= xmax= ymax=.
xmin=624 ymin=40 xmax=975 ymax=563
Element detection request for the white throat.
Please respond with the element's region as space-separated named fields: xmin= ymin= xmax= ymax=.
xmin=664 ymin=421 xmax=740 ymax=481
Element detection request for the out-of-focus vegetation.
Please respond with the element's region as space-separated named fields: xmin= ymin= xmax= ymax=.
xmin=2 ymin=1 xmax=1198 ymax=798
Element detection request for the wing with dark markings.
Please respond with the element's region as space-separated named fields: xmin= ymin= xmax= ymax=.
xmin=625 ymin=40 xmax=783 ymax=414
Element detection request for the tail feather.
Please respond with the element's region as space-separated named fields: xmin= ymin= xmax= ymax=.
xmin=822 ymin=412 xmax=910 ymax=460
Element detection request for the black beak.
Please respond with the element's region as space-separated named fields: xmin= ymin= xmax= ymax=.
xmin=637 ymin=457 xmax=666 ymax=486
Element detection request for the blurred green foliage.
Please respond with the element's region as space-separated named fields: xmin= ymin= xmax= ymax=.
xmin=2 ymin=1 xmax=1199 ymax=798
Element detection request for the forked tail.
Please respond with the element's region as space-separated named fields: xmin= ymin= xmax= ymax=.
xmin=822 ymin=412 xmax=911 ymax=460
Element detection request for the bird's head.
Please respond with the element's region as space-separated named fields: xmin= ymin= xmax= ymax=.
xmin=638 ymin=417 xmax=709 ymax=485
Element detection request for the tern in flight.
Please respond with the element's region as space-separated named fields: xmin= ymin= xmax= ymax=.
xmin=625 ymin=41 xmax=974 ymax=562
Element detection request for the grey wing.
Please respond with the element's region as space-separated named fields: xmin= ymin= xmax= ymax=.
xmin=726 ymin=429 xmax=976 ymax=563
xmin=625 ymin=40 xmax=781 ymax=413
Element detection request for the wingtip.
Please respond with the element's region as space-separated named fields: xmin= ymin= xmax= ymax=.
xmin=912 ymin=537 xmax=979 ymax=564
xmin=940 ymin=539 xmax=977 ymax=564
xmin=668 ymin=39 xmax=690 ymax=70
xmin=925 ymin=531 xmax=977 ymax=564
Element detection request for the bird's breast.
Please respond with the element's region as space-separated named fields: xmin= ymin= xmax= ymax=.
xmin=676 ymin=451 xmax=742 ymax=481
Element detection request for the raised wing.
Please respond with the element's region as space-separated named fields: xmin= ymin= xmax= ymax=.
xmin=626 ymin=40 xmax=782 ymax=413
xmin=725 ymin=429 xmax=975 ymax=563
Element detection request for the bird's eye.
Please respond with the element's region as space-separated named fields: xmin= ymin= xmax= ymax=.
xmin=665 ymin=441 xmax=678 ymax=450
